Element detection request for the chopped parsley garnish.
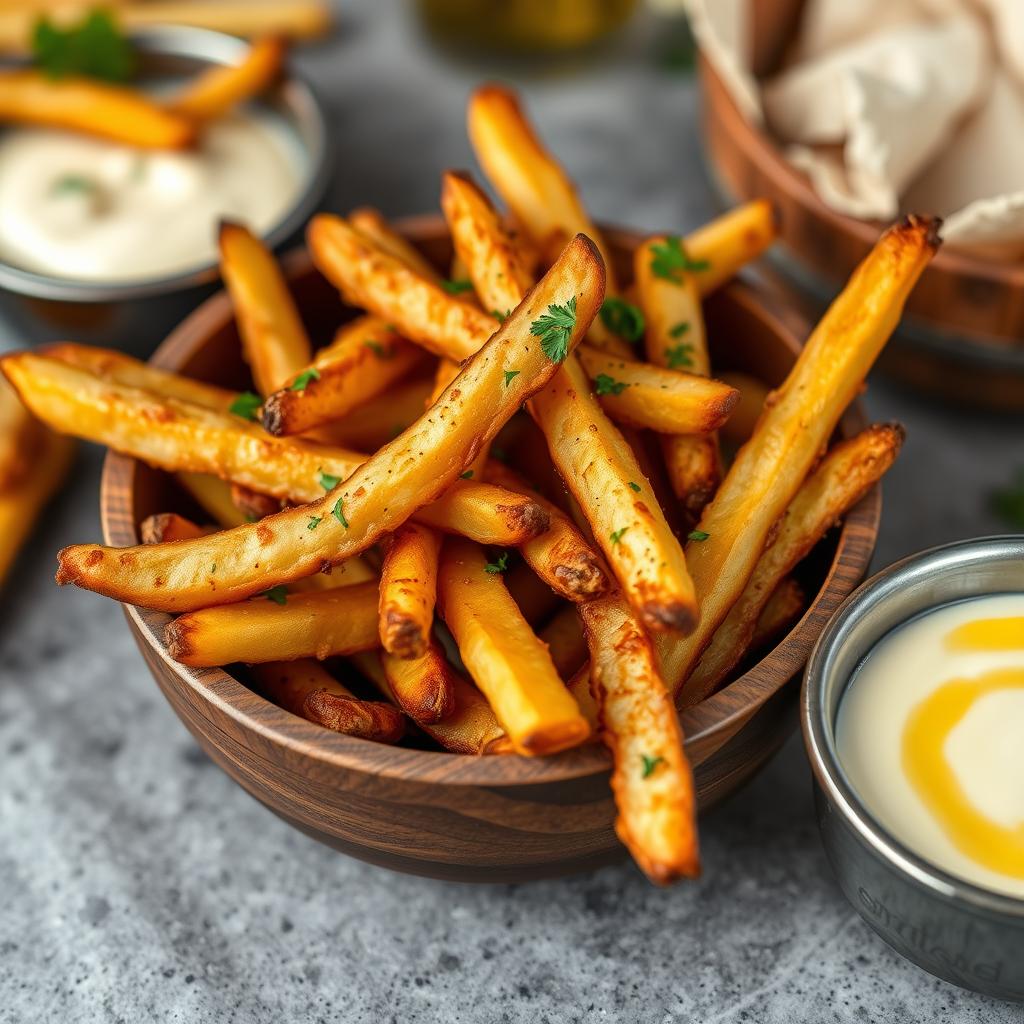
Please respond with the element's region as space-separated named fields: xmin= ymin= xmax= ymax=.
xmin=599 ymin=297 xmax=645 ymax=344
xmin=441 ymin=278 xmax=474 ymax=295
xmin=628 ymin=481 xmax=641 ymax=493
xmin=50 ymin=174 xmax=97 ymax=198
xmin=594 ymin=373 xmax=627 ymax=396
xmin=211 ymin=563 xmax=216 ymax=574
xmin=688 ymin=529 xmax=710 ymax=542
xmin=32 ymin=10 xmax=136 ymax=82
xmin=530 ymin=297 xmax=577 ymax=363
xmin=260 ymin=585 xmax=288 ymax=605
xmin=229 ymin=391 xmax=262 ymax=421
xmin=307 ymin=515 xmax=323 ymax=531
xmin=503 ymin=369 xmax=521 ymax=388
xmin=492 ymin=309 xmax=510 ymax=323
xmin=669 ymin=321 xmax=691 ymax=339
xmin=318 ymin=470 xmax=341 ymax=491
xmin=460 ymin=470 xmax=474 ymax=479
xmin=665 ymin=343 xmax=694 ymax=369
xmin=484 ymin=551 xmax=509 ymax=574
xmin=992 ymin=470 xmax=1024 ymax=528
xmin=641 ymin=754 xmax=665 ymax=779
xmin=609 ymin=527 xmax=628 ymax=545
xmin=363 ymin=340 xmax=390 ymax=359
xmin=332 ymin=497 xmax=349 ymax=528
xmin=650 ymin=236 xmax=710 ymax=283
xmin=290 ymin=368 xmax=320 ymax=392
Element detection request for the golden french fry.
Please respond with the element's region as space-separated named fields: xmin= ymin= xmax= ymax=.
xmin=0 ymin=374 xmax=42 ymax=491
xmin=442 ymin=169 xmax=696 ymax=633
xmin=580 ymin=592 xmax=699 ymax=884
xmin=718 ymin=371 xmax=769 ymax=445
xmin=46 ymin=233 xmax=605 ymax=610
xmin=319 ymin=376 xmax=434 ymax=452
xmin=538 ymin=603 xmax=587 ymax=680
xmin=3 ymin=353 xmax=550 ymax=548
xmin=438 ymin=537 xmax=590 ymax=756
xmin=250 ymin=660 xmax=406 ymax=744
xmin=349 ymin=207 xmax=443 ymax=282
xmin=140 ymin=512 xmax=214 ymax=544
xmin=0 ymin=70 xmax=195 ymax=148
xmin=219 ymin=221 xmax=312 ymax=395
xmin=380 ymin=642 xmax=456 ymax=723
xmin=165 ymin=581 xmax=380 ymax=666
xmin=685 ymin=200 xmax=780 ymax=297
xmin=0 ymin=431 xmax=74 ymax=587
xmin=483 ymin=459 xmax=608 ymax=601
xmin=750 ymin=577 xmax=805 ymax=651
xmin=684 ymin=423 xmax=904 ymax=702
xmin=168 ymin=36 xmax=285 ymax=121
xmin=378 ymin=522 xmax=441 ymax=659
xmin=574 ymin=347 xmax=738 ymax=435
xmin=660 ymin=218 xmax=939 ymax=697
xmin=261 ymin=317 xmax=426 ymax=436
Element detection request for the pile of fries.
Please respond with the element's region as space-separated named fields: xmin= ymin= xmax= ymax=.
xmin=2 ymin=84 xmax=939 ymax=884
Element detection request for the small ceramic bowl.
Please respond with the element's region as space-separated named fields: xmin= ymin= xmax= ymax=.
xmin=100 ymin=217 xmax=882 ymax=882
xmin=803 ymin=536 xmax=1024 ymax=1000
xmin=0 ymin=25 xmax=330 ymax=353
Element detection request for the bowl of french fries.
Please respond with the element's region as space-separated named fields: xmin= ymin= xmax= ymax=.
xmin=3 ymin=86 xmax=939 ymax=883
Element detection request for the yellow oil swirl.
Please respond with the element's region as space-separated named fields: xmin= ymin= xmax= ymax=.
xmin=901 ymin=616 xmax=1024 ymax=881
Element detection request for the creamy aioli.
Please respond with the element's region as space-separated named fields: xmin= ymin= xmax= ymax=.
xmin=837 ymin=593 xmax=1024 ymax=899
xmin=0 ymin=110 xmax=301 ymax=282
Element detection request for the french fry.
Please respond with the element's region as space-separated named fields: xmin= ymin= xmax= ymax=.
xmin=140 ymin=512 xmax=214 ymax=544
xmin=0 ymin=375 xmax=42 ymax=491
xmin=250 ymin=660 xmax=405 ymax=744
xmin=349 ymin=207 xmax=443 ymax=282
xmin=380 ymin=642 xmax=456 ymax=723
xmin=437 ymin=538 xmax=590 ymax=756
xmin=442 ymin=169 xmax=696 ymax=633
xmin=0 ymin=70 xmax=195 ymax=148
xmin=684 ymin=199 xmax=779 ymax=297
xmin=684 ymin=423 xmax=904 ymax=702
xmin=168 ymin=36 xmax=285 ymax=121
xmin=378 ymin=522 xmax=441 ymax=659
xmin=579 ymin=592 xmax=699 ymax=884
xmin=634 ymin=238 xmax=720 ymax=516
xmin=574 ymin=347 xmax=738 ymax=436
xmin=750 ymin=577 xmax=805 ymax=651
xmin=0 ymin=431 xmax=74 ymax=587
xmin=261 ymin=317 xmax=426 ymax=436
xmin=538 ymin=603 xmax=587 ymax=680
xmin=47 ymin=233 xmax=604 ymax=610
xmin=661 ymin=218 xmax=939 ymax=698
xmin=177 ymin=472 xmax=248 ymax=528
xmin=483 ymin=459 xmax=608 ymax=601
xmin=3 ymin=353 xmax=550 ymax=547
xmin=718 ymin=371 xmax=769 ymax=445
xmin=319 ymin=376 xmax=434 ymax=452
xmin=219 ymin=221 xmax=313 ymax=395
xmin=165 ymin=581 xmax=381 ymax=666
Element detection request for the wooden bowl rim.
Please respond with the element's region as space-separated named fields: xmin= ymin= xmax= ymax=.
xmin=699 ymin=56 xmax=1024 ymax=294
xmin=100 ymin=215 xmax=880 ymax=787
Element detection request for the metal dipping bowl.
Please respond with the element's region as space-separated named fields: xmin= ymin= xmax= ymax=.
xmin=803 ymin=536 xmax=1024 ymax=1001
xmin=0 ymin=26 xmax=331 ymax=355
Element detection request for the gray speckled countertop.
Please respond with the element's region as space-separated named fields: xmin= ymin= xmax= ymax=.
xmin=2 ymin=5 xmax=1023 ymax=1022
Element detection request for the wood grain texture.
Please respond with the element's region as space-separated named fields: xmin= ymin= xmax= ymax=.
xmin=700 ymin=51 xmax=1024 ymax=412
xmin=99 ymin=218 xmax=880 ymax=882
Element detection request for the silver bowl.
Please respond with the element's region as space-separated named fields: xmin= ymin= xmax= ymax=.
xmin=0 ymin=26 xmax=331 ymax=355
xmin=803 ymin=536 xmax=1024 ymax=1001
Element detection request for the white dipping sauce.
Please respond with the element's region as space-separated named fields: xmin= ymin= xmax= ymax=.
xmin=837 ymin=593 xmax=1024 ymax=899
xmin=0 ymin=111 xmax=301 ymax=283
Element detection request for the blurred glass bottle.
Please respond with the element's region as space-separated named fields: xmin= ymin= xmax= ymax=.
xmin=417 ymin=0 xmax=638 ymax=52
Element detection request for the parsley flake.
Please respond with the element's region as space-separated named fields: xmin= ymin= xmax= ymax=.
xmin=484 ymin=551 xmax=509 ymax=574
xmin=503 ymin=369 xmax=521 ymax=388
xmin=460 ymin=470 xmax=474 ymax=479
xmin=332 ymin=497 xmax=349 ymax=528
xmin=363 ymin=339 xmax=390 ymax=359
xmin=669 ymin=321 xmax=691 ymax=338
xmin=650 ymin=236 xmax=710 ymax=283
xmin=229 ymin=391 xmax=262 ymax=421
xmin=641 ymin=754 xmax=665 ymax=779
xmin=594 ymin=373 xmax=627 ymax=396
xmin=688 ymin=529 xmax=710 ymax=542
xmin=290 ymin=368 xmax=320 ymax=392
xmin=32 ymin=10 xmax=136 ymax=82
xmin=609 ymin=527 xmax=628 ymax=545
xmin=441 ymin=278 xmax=474 ymax=295
xmin=308 ymin=515 xmax=323 ymax=531
xmin=492 ymin=309 xmax=510 ymax=323
xmin=530 ymin=297 xmax=577 ymax=363
xmin=50 ymin=174 xmax=97 ymax=198
xmin=260 ymin=585 xmax=288 ymax=605
xmin=665 ymin=342 xmax=694 ymax=369
xmin=628 ymin=481 xmax=641 ymax=492
xmin=211 ymin=563 xmax=216 ymax=574
xmin=599 ymin=297 xmax=645 ymax=343
xmin=318 ymin=470 xmax=341 ymax=491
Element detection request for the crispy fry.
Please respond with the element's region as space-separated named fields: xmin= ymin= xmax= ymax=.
xmin=168 ymin=36 xmax=285 ymax=121
xmin=685 ymin=200 xmax=779 ymax=297
xmin=442 ymin=169 xmax=696 ymax=633
xmin=718 ymin=371 xmax=769 ymax=445
xmin=685 ymin=423 xmax=904 ymax=702
xmin=538 ymin=603 xmax=587 ymax=680
xmin=219 ymin=221 xmax=312 ymax=395
xmin=661 ymin=218 xmax=939 ymax=698
xmin=750 ymin=577 xmax=805 ymax=651
xmin=165 ymin=581 xmax=380 ymax=666
xmin=381 ymin=642 xmax=455 ymax=723
xmin=378 ymin=522 xmax=441 ymax=659
xmin=0 ymin=70 xmax=195 ymax=148
xmin=261 ymin=316 xmax=426 ymax=436
xmin=319 ymin=376 xmax=434 ymax=451
xmin=349 ymin=207 xmax=443 ymax=282
xmin=140 ymin=512 xmax=213 ymax=544
xmin=574 ymin=347 xmax=738 ymax=435
xmin=3 ymin=353 xmax=550 ymax=547
xmin=250 ymin=660 xmax=406 ymax=743
xmin=46 ymin=233 xmax=604 ymax=610
xmin=437 ymin=538 xmax=590 ymax=756
xmin=0 ymin=431 xmax=74 ymax=587
xmin=483 ymin=459 xmax=608 ymax=601
xmin=0 ymin=375 xmax=42 ymax=491
xmin=580 ymin=592 xmax=699 ymax=884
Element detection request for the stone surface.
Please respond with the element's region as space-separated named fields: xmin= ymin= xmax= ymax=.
xmin=2 ymin=4 xmax=1023 ymax=1022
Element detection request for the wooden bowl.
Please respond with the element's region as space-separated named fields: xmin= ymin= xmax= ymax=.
xmin=699 ymin=40 xmax=1024 ymax=412
xmin=100 ymin=217 xmax=880 ymax=882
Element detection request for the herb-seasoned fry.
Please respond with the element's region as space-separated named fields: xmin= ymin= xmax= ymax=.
xmin=349 ymin=207 xmax=443 ymax=282
xmin=381 ymin=642 xmax=455 ymax=723
xmin=378 ymin=522 xmax=441 ymax=659
xmin=684 ymin=200 xmax=779 ymax=297
xmin=438 ymin=537 xmax=590 ymax=756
